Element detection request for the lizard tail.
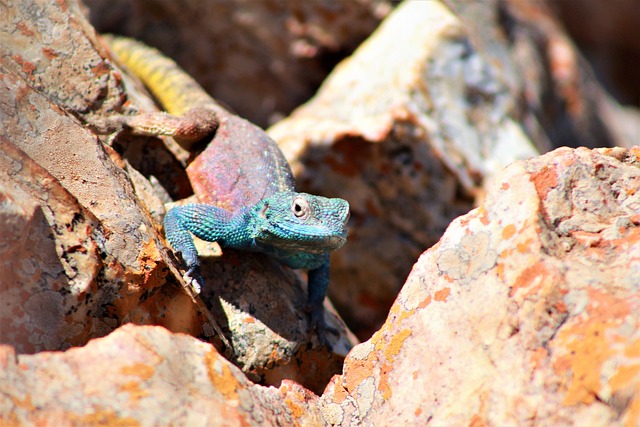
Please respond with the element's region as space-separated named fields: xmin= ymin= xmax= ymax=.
xmin=103 ymin=35 xmax=215 ymax=116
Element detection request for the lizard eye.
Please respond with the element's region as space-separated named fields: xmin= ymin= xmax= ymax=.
xmin=291 ymin=196 xmax=310 ymax=218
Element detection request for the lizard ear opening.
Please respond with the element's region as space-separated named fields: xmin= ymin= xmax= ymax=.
xmin=259 ymin=202 xmax=269 ymax=218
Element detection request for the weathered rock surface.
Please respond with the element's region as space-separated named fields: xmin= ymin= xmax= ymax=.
xmin=0 ymin=324 xmax=324 ymax=426
xmin=2 ymin=0 xmax=639 ymax=425
xmin=269 ymin=0 xmax=538 ymax=338
xmin=320 ymin=146 xmax=640 ymax=426
xmin=87 ymin=0 xmax=392 ymax=128
xmin=268 ymin=0 xmax=636 ymax=339
xmin=444 ymin=0 xmax=636 ymax=151
xmin=3 ymin=147 xmax=636 ymax=426
xmin=0 ymin=0 xmax=355 ymax=393
xmin=194 ymin=248 xmax=355 ymax=394
xmin=542 ymin=0 xmax=640 ymax=150
xmin=0 ymin=0 xmax=208 ymax=353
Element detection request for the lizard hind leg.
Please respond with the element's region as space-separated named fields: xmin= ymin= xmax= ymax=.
xmin=102 ymin=35 xmax=220 ymax=150
xmin=111 ymin=108 xmax=218 ymax=150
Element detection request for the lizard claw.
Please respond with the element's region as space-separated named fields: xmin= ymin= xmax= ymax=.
xmin=184 ymin=266 xmax=204 ymax=294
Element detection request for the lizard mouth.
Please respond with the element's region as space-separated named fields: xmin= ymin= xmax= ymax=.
xmin=321 ymin=233 xmax=348 ymax=249
xmin=260 ymin=223 xmax=348 ymax=253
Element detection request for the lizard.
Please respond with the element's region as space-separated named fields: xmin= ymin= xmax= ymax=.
xmin=101 ymin=36 xmax=350 ymax=344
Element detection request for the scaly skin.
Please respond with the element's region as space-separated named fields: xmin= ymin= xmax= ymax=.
xmin=104 ymin=36 xmax=350 ymax=344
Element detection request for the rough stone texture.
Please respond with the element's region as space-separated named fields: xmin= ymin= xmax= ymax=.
xmin=2 ymin=0 xmax=639 ymax=424
xmin=268 ymin=0 xmax=637 ymax=339
xmin=87 ymin=0 xmax=392 ymax=128
xmin=194 ymin=245 xmax=355 ymax=395
xmin=0 ymin=0 xmax=119 ymax=116
xmin=269 ymin=0 xmax=539 ymax=338
xmin=0 ymin=324 xmax=324 ymax=426
xmin=0 ymin=0 xmax=211 ymax=354
xmin=320 ymin=146 xmax=640 ymax=426
xmin=0 ymin=0 xmax=355 ymax=393
xmin=3 ymin=146 xmax=636 ymax=426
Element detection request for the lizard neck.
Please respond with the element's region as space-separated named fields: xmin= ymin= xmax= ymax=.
xmin=216 ymin=207 xmax=256 ymax=249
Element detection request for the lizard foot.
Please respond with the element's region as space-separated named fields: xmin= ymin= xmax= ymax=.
xmin=184 ymin=266 xmax=204 ymax=294
xmin=307 ymin=304 xmax=339 ymax=348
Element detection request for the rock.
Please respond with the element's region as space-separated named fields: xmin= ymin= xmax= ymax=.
xmin=268 ymin=0 xmax=637 ymax=339
xmin=542 ymin=0 xmax=640 ymax=150
xmin=268 ymin=0 xmax=539 ymax=338
xmin=0 ymin=324 xmax=324 ymax=426
xmin=320 ymin=146 xmax=640 ymax=426
xmin=445 ymin=0 xmax=638 ymax=150
xmin=2 ymin=0 xmax=638 ymax=423
xmin=196 ymin=249 xmax=356 ymax=395
xmin=5 ymin=146 xmax=635 ymax=426
xmin=87 ymin=0 xmax=393 ymax=127
xmin=0 ymin=0 xmax=355 ymax=393
xmin=0 ymin=0 xmax=211 ymax=354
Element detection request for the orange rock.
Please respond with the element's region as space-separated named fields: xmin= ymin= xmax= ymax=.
xmin=0 ymin=325 xmax=324 ymax=426
xmin=321 ymin=147 xmax=640 ymax=426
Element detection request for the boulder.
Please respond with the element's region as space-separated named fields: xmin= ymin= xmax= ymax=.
xmin=320 ymin=146 xmax=640 ymax=426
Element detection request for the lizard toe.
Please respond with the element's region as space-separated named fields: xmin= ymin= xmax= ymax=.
xmin=184 ymin=266 xmax=204 ymax=294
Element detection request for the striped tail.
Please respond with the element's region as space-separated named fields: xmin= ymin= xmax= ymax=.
xmin=104 ymin=35 xmax=215 ymax=116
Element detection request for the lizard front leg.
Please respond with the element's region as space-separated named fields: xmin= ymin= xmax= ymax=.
xmin=307 ymin=254 xmax=339 ymax=345
xmin=164 ymin=203 xmax=235 ymax=292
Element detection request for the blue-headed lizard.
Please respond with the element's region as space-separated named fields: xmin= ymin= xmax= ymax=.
xmin=102 ymin=36 xmax=350 ymax=345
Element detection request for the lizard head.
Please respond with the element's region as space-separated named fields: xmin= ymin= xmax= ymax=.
xmin=251 ymin=191 xmax=349 ymax=253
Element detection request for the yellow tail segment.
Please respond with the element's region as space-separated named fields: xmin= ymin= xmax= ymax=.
xmin=104 ymin=35 xmax=214 ymax=116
